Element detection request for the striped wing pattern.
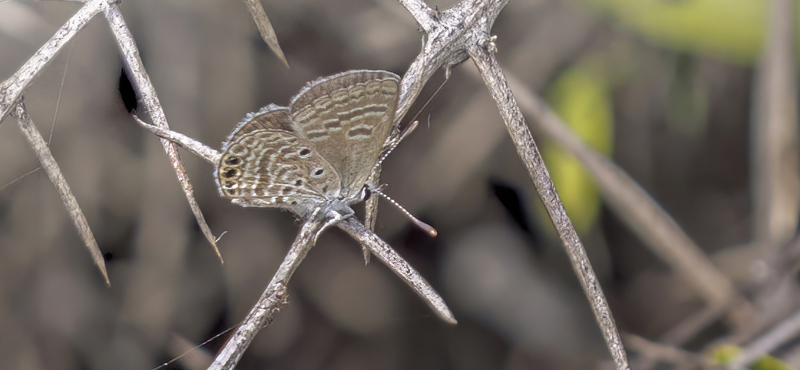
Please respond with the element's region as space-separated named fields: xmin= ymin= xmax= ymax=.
xmin=290 ymin=70 xmax=399 ymax=199
xmin=215 ymin=70 xmax=400 ymax=210
xmin=216 ymin=106 xmax=341 ymax=209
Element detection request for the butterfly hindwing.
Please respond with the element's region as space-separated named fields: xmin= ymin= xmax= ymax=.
xmin=216 ymin=107 xmax=341 ymax=209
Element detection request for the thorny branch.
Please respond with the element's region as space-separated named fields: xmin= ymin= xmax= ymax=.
xmin=104 ymin=4 xmax=223 ymax=262
xmin=11 ymin=100 xmax=109 ymax=285
xmin=501 ymin=70 xmax=748 ymax=338
xmin=208 ymin=216 xmax=320 ymax=369
xmin=0 ymin=0 xmax=641 ymax=369
xmin=391 ymin=0 xmax=631 ymax=368
xmin=0 ymin=0 xmax=223 ymax=274
xmin=469 ymin=38 xmax=629 ymax=370
xmin=131 ymin=114 xmax=455 ymax=368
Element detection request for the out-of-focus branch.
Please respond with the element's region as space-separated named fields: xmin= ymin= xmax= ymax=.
xmin=728 ymin=309 xmax=800 ymax=369
xmin=751 ymin=0 xmax=799 ymax=251
xmin=623 ymin=333 xmax=700 ymax=369
xmin=11 ymin=100 xmax=109 ymax=285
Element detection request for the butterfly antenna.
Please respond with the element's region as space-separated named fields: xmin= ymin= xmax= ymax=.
xmin=371 ymin=189 xmax=437 ymax=237
xmin=405 ymin=74 xmax=449 ymax=127
xmin=373 ymin=74 xmax=452 ymax=172
xmin=374 ymin=120 xmax=419 ymax=171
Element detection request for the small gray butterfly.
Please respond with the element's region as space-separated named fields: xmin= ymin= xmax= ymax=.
xmin=215 ymin=70 xmax=400 ymax=224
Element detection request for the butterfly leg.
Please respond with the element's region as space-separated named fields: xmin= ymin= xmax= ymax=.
xmin=309 ymin=201 xmax=356 ymax=245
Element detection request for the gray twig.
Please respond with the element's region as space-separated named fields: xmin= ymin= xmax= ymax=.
xmin=132 ymin=115 xmax=221 ymax=164
xmin=623 ymin=333 xmax=701 ymax=369
xmin=501 ymin=71 xmax=744 ymax=320
xmin=11 ymin=100 xmax=109 ymax=285
xmin=240 ymin=0 xmax=289 ymax=68
xmin=751 ymin=0 xmax=799 ymax=251
xmin=0 ymin=0 xmax=104 ymax=123
xmin=207 ymin=212 xmax=455 ymax=369
xmin=468 ymin=40 xmax=629 ymax=370
xmin=337 ymin=217 xmax=455 ymax=323
xmin=208 ymin=214 xmax=321 ymax=370
xmin=104 ymin=4 xmax=223 ymax=262
xmin=729 ymin=308 xmax=800 ymax=369
xmin=0 ymin=0 xmax=223 ymax=275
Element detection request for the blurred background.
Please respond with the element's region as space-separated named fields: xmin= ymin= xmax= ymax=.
xmin=0 ymin=0 xmax=797 ymax=369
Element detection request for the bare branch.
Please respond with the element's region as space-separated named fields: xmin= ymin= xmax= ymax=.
xmin=337 ymin=217 xmax=455 ymax=324
xmin=752 ymin=0 xmax=799 ymax=250
xmin=241 ymin=0 xmax=289 ymax=68
xmin=11 ymin=100 xmax=109 ymax=285
xmin=500 ymin=71 xmax=742 ymax=313
xmin=132 ymin=115 xmax=221 ymax=164
xmin=104 ymin=4 xmax=223 ymax=263
xmin=391 ymin=0 xmax=507 ymax=131
xmin=729 ymin=309 xmax=800 ymax=369
xmin=624 ymin=333 xmax=701 ymax=369
xmin=468 ymin=40 xmax=630 ymax=370
xmin=0 ymin=0 xmax=104 ymax=123
xmin=207 ymin=211 xmax=455 ymax=369
xmin=208 ymin=211 xmax=325 ymax=370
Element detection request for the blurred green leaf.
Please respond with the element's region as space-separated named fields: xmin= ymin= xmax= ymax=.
xmin=543 ymin=57 xmax=614 ymax=234
xmin=751 ymin=355 xmax=796 ymax=370
xmin=571 ymin=0 xmax=787 ymax=64
xmin=710 ymin=344 xmax=742 ymax=365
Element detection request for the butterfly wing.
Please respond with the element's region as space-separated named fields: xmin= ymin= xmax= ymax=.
xmin=290 ymin=70 xmax=399 ymax=199
xmin=216 ymin=106 xmax=342 ymax=210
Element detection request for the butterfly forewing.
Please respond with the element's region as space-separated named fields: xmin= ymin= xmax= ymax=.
xmin=290 ymin=70 xmax=399 ymax=198
xmin=216 ymin=107 xmax=341 ymax=209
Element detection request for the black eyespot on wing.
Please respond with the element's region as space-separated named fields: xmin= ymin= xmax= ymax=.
xmin=282 ymin=187 xmax=293 ymax=194
xmin=299 ymin=148 xmax=311 ymax=156
xmin=222 ymin=168 xmax=239 ymax=178
xmin=313 ymin=168 xmax=324 ymax=176
xmin=295 ymin=179 xmax=303 ymax=186
xmin=224 ymin=156 xmax=241 ymax=165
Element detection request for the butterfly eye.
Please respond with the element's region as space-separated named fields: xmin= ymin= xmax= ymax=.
xmin=298 ymin=148 xmax=312 ymax=157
